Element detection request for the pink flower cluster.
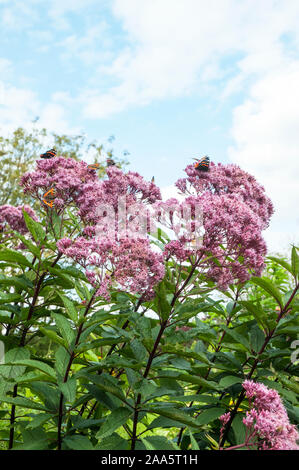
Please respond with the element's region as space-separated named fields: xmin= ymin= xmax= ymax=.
xmin=220 ymin=380 xmax=299 ymax=450
xmin=19 ymin=156 xmax=164 ymax=300
xmin=0 ymin=204 xmax=38 ymax=234
xmin=57 ymin=236 xmax=164 ymax=300
xmin=159 ymin=162 xmax=274 ymax=288
xmin=20 ymin=156 xmax=100 ymax=220
xmin=242 ymin=380 xmax=299 ymax=450
xmin=20 ymin=157 xmax=161 ymax=227
xmin=176 ymin=162 xmax=273 ymax=229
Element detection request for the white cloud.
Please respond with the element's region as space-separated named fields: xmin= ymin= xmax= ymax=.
xmin=228 ymin=61 xmax=299 ymax=254
xmin=78 ymin=0 xmax=298 ymax=255
xmin=0 ymin=1 xmax=39 ymax=31
xmin=0 ymin=80 xmax=78 ymax=136
xmin=81 ymin=0 xmax=299 ymax=118
xmin=57 ymin=22 xmax=109 ymax=65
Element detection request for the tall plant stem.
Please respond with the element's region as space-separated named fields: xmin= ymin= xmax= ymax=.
xmin=8 ymin=252 xmax=62 ymax=450
xmin=176 ymin=288 xmax=241 ymax=447
xmin=130 ymin=320 xmax=168 ymax=450
xmin=57 ymin=293 xmax=95 ymax=450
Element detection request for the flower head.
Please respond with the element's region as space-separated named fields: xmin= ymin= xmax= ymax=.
xmin=242 ymin=380 xmax=299 ymax=450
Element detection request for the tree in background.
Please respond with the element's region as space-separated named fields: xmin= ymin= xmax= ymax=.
xmin=0 ymin=124 xmax=128 ymax=207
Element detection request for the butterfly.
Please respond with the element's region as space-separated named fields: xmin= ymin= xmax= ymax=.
xmin=43 ymin=188 xmax=55 ymax=208
xmin=106 ymin=157 xmax=116 ymax=167
xmin=193 ymin=155 xmax=210 ymax=172
xmin=40 ymin=148 xmax=56 ymax=159
xmin=88 ymin=163 xmax=100 ymax=170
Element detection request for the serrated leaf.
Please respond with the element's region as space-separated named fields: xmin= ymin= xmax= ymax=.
xmin=23 ymin=210 xmax=46 ymax=242
xmin=251 ymin=277 xmax=283 ymax=308
xmin=142 ymin=435 xmax=179 ymax=450
xmin=64 ymin=435 xmax=94 ymax=450
xmin=221 ymin=325 xmax=251 ymax=352
xmin=4 ymin=359 xmax=56 ymax=379
xmin=0 ymin=395 xmax=49 ymax=411
xmin=196 ymin=407 xmax=226 ymax=425
xmin=146 ymin=406 xmax=198 ymax=427
xmin=39 ymin=327 xmax=67 ymax=348
xmin=241 ymin=300 xmax=269 ymax=331
xmin=0 ymin=249 xmax=32 ymax=268
xmin=96 ymin=407 xmax=132 ymax=439
xmin=59 ymin=377 xmax=77 ymax=403
xmin=52 ymin=313 xmax=76 ymax=345
xmin=57 ymin=293 xmax=78 ymax=322
xmin=26 ymin=413 xmax=53 ymax=429
xmin=15 ymin=232 xmax=41 ymax=258
xmin=188 ymin=428 xmax=200 ymax=450
xmin=219 ymin=375 xmax=243 ymax=388
xmin=268 ymin=256 xmax=293 ymax=276
xmin=291 ymin=246 xmax=299 ymax=278
xmin=0 ymin=347 xmax=30 ymax=394
xmin=96 ymin=433 xmax=129 ymax=450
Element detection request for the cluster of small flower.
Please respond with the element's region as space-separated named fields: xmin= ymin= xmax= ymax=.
xmin=0 ymin=153 xmax=274 ymax=297
xmin=220 ymin=380 xmax=299 ymax=450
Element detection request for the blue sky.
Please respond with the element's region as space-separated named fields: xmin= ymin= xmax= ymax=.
xmin=0 ymin=0 xmax=298 ymax=253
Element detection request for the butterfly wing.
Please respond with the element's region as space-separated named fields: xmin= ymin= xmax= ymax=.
xmin=106 ymin=158 xmax=116 ymax=166
xmin=40 ymin=148 xmax=56 ymax=159
xmin=195 ymin=155 xmax=210 ymax=171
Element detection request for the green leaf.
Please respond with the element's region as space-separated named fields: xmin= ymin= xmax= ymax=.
xmin=96 ymin=433 xmax=129 ymax=450
xmin=39 ymin=327 xmax=67 ymax=348
xmin=219 ymin=376 xmax=243 ymax=388
xmin=221 ymin=326 xmax=251 ymax=352
xmin=59 ymin=377 xmax=77 ymax=403
xmin=0 ymin=293 xmax=23 ymax=304
xmin=52 ymin=313 xmax=76 ymax=345
xmin=232 ymin=413 xmax=246 ymax=445
xmin=158 ymin=372 xmax=220 ymax=391
xmin=15 ymin=233 xmax=40 ymax=258
xmin=26 ymin=413 xmax=53 ymax=429
xmin=291 ymin=246 xmax=299 ymax=278
xmin=51 ymin=211 xmax=63 ymax=239
xmin=147 ymin=415 xmax=186 ymax=429
xmin=268 ymin=257 xmax=293 ymax=276
xmin=4 ymin=359 xmax=56 ymax=379
xmin=22 ymin=209 xmax=46 ymax=242
xmin=251 ymin=276 xmax=283 ymax=308
xmin=146 ymin=406 xmax=198 ymax=427
xmin=188 ymin=428 xmax=200 ymax=450
xmin=96 ymin=407 xmax=132 ymax=439
xmin=15 ymin=427 xmax=49 ymax=450
xmin=278 ymin=374 xmax=299 ymax=394
xmin=88 ymin=375 xmax=129 ymax=404
xmin=0 ymin=249 xmax=32 ymax=268
xmin=54 ymin=346 xmax=71 ymax=377
xmin=249 ymin=324 xmax=265 ymax=353
xmin=0 ymin=395 xmax=49 ymax=411
xmin=57 ymin=293 xmax=78 ymax=322
xmin=142 ymin=436 xmax=179 ymax=450
xmin=196 ymin=407 xmax=226 ymax=425
xmin=0 ymin=347 xmax=30 ymax=394
xmin=0 ymin=275 xmax=33 ymax=291
xmin=241 ymin=300 xmax=269 ymax=331
xmin=64 ymin=435 xmax=94 ymax=450
xmin=154 ymin=281 xmax=172 ymax=320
